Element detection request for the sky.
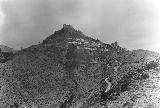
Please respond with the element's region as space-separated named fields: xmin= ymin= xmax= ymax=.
xmin=0 ymin=0 xmax=160 ymax=53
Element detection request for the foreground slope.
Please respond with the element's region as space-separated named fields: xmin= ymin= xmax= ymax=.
xmin=0 ymin=24 xmax=160 ymax=108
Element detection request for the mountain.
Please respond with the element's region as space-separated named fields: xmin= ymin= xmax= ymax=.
xmin=0 ymin=45 xmax=15 ymax=63
xmin=0 ymin=24 xmax=160 ymax=108
xmin=0 ymin=45 xmax=15 ymax=53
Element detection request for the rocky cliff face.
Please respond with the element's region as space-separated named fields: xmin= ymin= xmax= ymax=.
xmin=0 ymin=25 xmax=160 ymax=108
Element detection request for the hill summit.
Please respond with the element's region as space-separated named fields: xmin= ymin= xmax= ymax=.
xmin=43 ymin=24 xmax=102 ymax=45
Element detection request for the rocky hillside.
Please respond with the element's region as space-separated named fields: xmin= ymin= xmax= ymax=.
xmin=0 ymin=45 xmax=15 ymax=63
xmin=0 ymin=45 xmax=15 ymax=53
xmin=0 ymin=24 xmax=160 ymax=108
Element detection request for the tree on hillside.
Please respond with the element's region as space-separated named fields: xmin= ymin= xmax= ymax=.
xmin=111 ymin=41 xmax=118 ymax=48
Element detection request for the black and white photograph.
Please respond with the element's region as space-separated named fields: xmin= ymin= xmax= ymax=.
xmin=0 ymin=0 xmax=160 ymax=108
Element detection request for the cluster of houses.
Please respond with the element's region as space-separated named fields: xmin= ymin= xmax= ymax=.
xmin=67 ymin=38 xmax=109 ymax=52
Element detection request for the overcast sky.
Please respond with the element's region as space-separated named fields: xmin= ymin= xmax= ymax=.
xmin=0 ymin=0 xmax=160 ymax=52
